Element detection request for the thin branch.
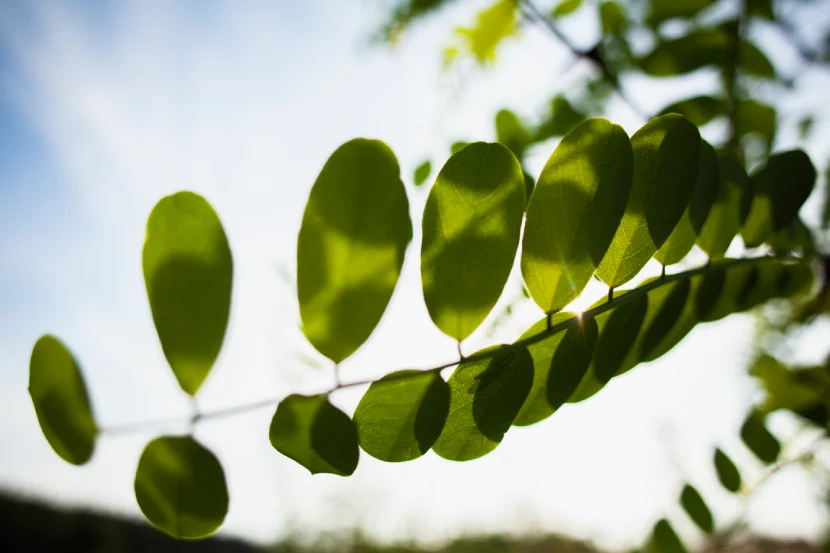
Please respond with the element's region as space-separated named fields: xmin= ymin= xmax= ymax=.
xmin=99 ymin=254 xmax=801 ymax=436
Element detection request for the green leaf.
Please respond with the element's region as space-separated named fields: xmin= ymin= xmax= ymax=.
xmin=353 ymin=371 xmax=449 ymax=462
xmin=433 ymin=345 xmax=533 ymax=461
xmin=455 ymin=0 xmax=517 ymax=64
xmin=714 ymin=448 xmax=742 ymax=492
xmin=269 ymin=394 xmax=359 ymax=476
xmin=742 ymin=150 xmax=816 ymax=247
xmin=642 ymin=276 xmax=702 ymax=362
xmin=597 ymin=114 xmax=700 ymax=287
xmin=659 ymin=96 xmax=725 ymax=127
xmin=639 ymin=277 xmax=693 ymax=362
xmin=650 ymin=519 xmax=687 ymax=553
xmin=638 ymin=29 xmax=727 ymax=76
xmin=28 ymin=335 xmax=97 ymax=465
xmin=298 ymin=139 xmax=412 ymax=363
xmin=600 ymin=2 xmax=626 ymax=35
xmin=522 ymin=118 xmax=633 ymax=312
xmin=769 ymin=217 xmax=816 ymax=256
xmin=750 ymin=355 xmax=830 ymax=414
xmin=513 ymin=314 xmax=598 ymax=426
xmin=495 ymin=109 xmax=531 ymax=160
xmin=451 ymin=140 xmax=470 ymax=154
xmin=589 ymin=292 xmax=649 ymax=384
xmin=739 ymin=41 xmax=775 ymax=78
xmin=523 ymin=171 xmax=536 ymax=205
xmin=413 ymin=160 xmax=432 ymax=186
xmin=535 ymin=95 xmax=588 ymax=141
xmin=134 ymin=436 xmax=228 ymax=539
xmin=696 ymin=264 xmax=758 ymax=321
xmin=553 ymin=0 xmax=582 ymax=18
xmin=736 ymin=100 xmax=777 ymax=151
xmin=740 ymin=410 xmax=780 ymax=464
xmin=680 ymin=484 xmax=714 ymax=534
xmin=646 ymin=0 xmax=714 ymax=26
xmin=697 ymin=155 xmax=751 ymax=259
xmin=655 ymin=140 xmax=719 ymax=265
xmin=143 ymin=192 xmax=232 ymax=396
xmin=421 ymin=142 xmax=525 ymax=341
xmin=747 ymin=0 xmax=773 ymax=18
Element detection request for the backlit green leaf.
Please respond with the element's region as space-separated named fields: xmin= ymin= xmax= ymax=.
xmin=680 ymin=484 xmax=714 ymax=534
xmin=298 ymin=139 xmax=412 ymax=363
xmin=143 ymin=192 xmax=232 ymax=396
xmin=737 ymin=99 xmax=777 ymax=151
xmin=655 ymin=140 xmax=719 ymax=265
xmin=750 ymin=355 xmax=830 ymax=414
xmin=639 ymin=278 xmax=692 ymax=362
xmin=650 ymin=519 xmax=687 ymax=553
xmin=513 ymin=314 xmax=598 ymax=426
xmin=354 ymin=371 xmax=449 ymax=462
xmin=414 ymin=160 xmax=432 ymax=186
xmin=742 ymin=150 xmax=816 ymax=247
xmin=740 ymin=410 xmax=780 ymax=464
xmin=433 ymin=345 xmax=533 ymax=461
xmin=597 ymin=114 xmax=700 ymax=287
xmin=697 ymin=156 xmax=751 ymax=259
xmin=714 ymin=448 xmax=741 ymax=492
xmin=451 ymin=140 xmax=470 ymax=154
xmin=659 ymin=96 xmax=725 ymax=127
xmin=553 ymin=0 xmax=582 ymax=18
xmin=29 ymin=335 xmax=97 ymax=465
xmin=522 ymin=118 xmax=633 ymax=312
xmin=646 ymin=0 xmax=714 ymax=26
xmin=269 ymin=394 xmax=359 ymax=476
xmin=455 ymin=0 xmax=517 ymax=64
xmin=134 ymin=436 xmax=228 ymax=539
xmin=769 ymin=217 xmax=816 ymax=256
xmin=421 ymin=142 xmax=525 ymax=341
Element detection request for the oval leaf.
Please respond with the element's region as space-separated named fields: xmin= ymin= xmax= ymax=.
xmin=269 ymin=394 xmax=359 ymax=476
xmin=680 ymin=484 xmax=714 ymax=534
xmin=353 ymin=371 xmax=449 ymax=462
xmin=143 ymin=192 xmax=232 ymax=395
xmin=714 ymin=448 xmax=742 ymax=492
xmin=421 ymin=142 xmax=525 ymax=340
xmin=433 ymin=345 xmax=533 ymax=461
xmin=639 ymin=277 xmax=692 ymax=362
xmin=29 ymin=335 xmax=97 ymax=465
xmin=522 ymin=118 xmax=633 ymax=312
xmin=740 ymin=410 xmax=780 ymax=464
xmin=659 ymin=96 xmax=726 ymax=127
xmin=742 ymin=150 xmax=816 ymax=247
xmin=413 ymin=160 xmax=432 ymax=186
xmin=597 ymin=114 xmax=701 ymax=287
xmin=650 ymin=519 xmax=687 ymax=553
xmin=298 ymin=139 xmax=412 ymax=363
xmin=134 ymin=436 xmax=228 ymax=539
xmin=697 ymin=155 xmax=751 ymax=259
xmin=655 ymin=140 xmax=719 ymax=265
xmin=513 ymin=313 xmax=598 ymax=426
xmin=590 ymin=292 xmax=649 ymax=384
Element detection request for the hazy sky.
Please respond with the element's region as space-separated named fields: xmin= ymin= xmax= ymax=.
xmin=1 ymin=0 xmax=829 ymax=548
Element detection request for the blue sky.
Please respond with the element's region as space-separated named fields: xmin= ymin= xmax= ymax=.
xmin=1 ymin=0 xmax=829 ymax=547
